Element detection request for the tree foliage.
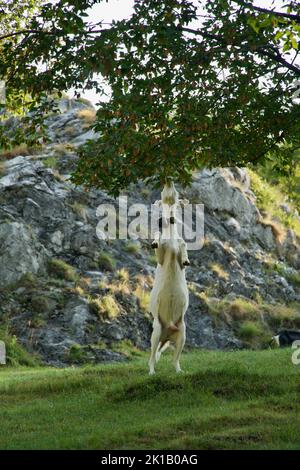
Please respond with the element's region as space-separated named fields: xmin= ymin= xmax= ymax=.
xmin=1 ymin=0 xmax=300 ymax=194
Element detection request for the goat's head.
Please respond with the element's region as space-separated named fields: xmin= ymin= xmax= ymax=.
xmin=161 ymin=181 xmax=178 ymax=206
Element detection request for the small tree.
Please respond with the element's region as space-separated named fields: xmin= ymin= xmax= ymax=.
xmin=1 ymin=0 xmax=300 ymax=194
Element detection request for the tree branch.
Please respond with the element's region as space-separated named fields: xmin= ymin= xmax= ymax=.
xmin=258 ymin=48 xmax=300 ymax=76
xmin=0 ymin=28 xmax=109 ymax=42
xmin=232 ymin=0 xmax=300 ymax=24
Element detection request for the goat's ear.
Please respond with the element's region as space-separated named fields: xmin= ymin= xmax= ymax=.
xmin=179 ymin=199 xmax=189 ymax=207
xmin=153 ymin=200 xmax=162 ymax=207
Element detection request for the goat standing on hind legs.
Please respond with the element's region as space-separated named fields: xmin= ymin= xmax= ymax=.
xmin=148 ymin=182 xmax=190 ymax=375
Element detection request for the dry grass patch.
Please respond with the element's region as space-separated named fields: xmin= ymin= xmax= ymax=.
xmin=134 ymin=285 xmax=150 ymax=312
xmin=88 ymin=294 xmax=120 ymax=320
xmin=260 ymin=219 xmax=286 ymax=244
xmin=265 ymin=303 xmax=300 ymax=328
xmin=0 ymin=144 xmax=40 ymax=160
xmin=76 ymin=109 xmax=96 ymax=124
xmin=53 ymin=143 xmax=74 ymax=156
xmin=205 ymin=297 xmax=260 ymax=323
xmin=209 ymin=263 xmax=229 ymax=281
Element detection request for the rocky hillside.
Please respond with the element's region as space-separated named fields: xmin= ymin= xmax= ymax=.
xmin=0 ymin=98 xmax=300 ymax=366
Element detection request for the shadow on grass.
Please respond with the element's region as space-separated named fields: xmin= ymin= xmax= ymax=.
xmin=111 ymin=367 xmax=295 ymax=402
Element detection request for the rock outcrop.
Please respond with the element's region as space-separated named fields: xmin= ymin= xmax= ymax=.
xmin=0 ymin=98 xmax=299 ymax=366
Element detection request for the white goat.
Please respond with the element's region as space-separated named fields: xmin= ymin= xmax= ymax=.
xmin=148 ymin=182 xmax=190 ymax=375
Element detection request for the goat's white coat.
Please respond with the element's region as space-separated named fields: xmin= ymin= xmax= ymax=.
xmin=148 ymin=183 xmax=189 ymax=375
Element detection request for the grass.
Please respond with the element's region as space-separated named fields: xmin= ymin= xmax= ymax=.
xmin=134 ymin=285 xmax=150 ymax=312
xmin=124 ymin=241 xmax=141 ymax=255
xmin=52 ymin=143 xmax=74 ymax=156
xmin=48 ymin=258 xmax=78 ymax=282
xmin=0 ymin=327 xmax=40 ymax=367
xmin=0 ymin=144 xmax=40 ymax=160
xmin=200 ymin=295 xmax=300 ymax=347
xmin=70 ymin=202 xmax=88 ymax=222
xmin=248 ymin=169 xmax=300 ymax=238
xmin=209 ymin=263 xmax=229 ymax=281
xmin=206 ymin=297 xmax=260 ymax=322
xmin=43 ymin=156 xmax=58 ymax=169
xmin=237 ymin=321 xmax=268 ymax=348
xmin=76 ymin=108 xmax=96 ymax=124
xmin=88 ymin=294 xmax=120 ymax=319
xmin=116 ymin=268 xmax=130 ymax=283
xmin=98 ymin=252 xmax=116 ymax=272
xmin=0 ymin=161 xmax=5 ymax=176
xmin=0 ymin=349 xmax=300 ymax=449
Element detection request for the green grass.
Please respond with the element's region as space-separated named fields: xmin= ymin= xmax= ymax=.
xmin=0 ymin=349 xmax=300 ymax=449
xmin=0 ymin=327 xmax=40 ymax=367
xmin=98 ymin=252 xmax=116 ymax=271
xmin=248 ymin=169 xmax=300 ymax=238
xmin=48 ymin=258 xmax=78 ymax=282
xmin=43 ymin=156 xmax=58 ymax=169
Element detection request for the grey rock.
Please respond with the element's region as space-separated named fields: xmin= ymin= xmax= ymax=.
xmin=0 ymin=222 xmax=47 ymax=286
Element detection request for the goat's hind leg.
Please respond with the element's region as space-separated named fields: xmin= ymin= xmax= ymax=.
xmin=148 ymin=317 xmax=162 ymax=375
xmin=173 ymin=323 xmax=186 ymax=373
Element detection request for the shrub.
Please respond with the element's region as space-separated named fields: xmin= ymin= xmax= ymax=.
xmin=0 ymin=161 xmax=5 ymax=176
xmin=286 ymin=272 xmax=300 ymax=288
xmin=112 ymin=339 xmax=142 ymax=358
xmin=209 ymin=263 xmax=229 ymax=281
xmin=16 ymin=272 xmax=38 ymax=289
xmin=67 ymin=344 xmax=89 ymax=364
xmin=0 ymin=327 xmax=40 ymax=367
xmin=248 ymin=169 xmax=300 ymax=238
xmin=238 ymin=321 xmax=263 ymax=340
xmin=76 ymin=108 xmax=96 ymax=124
xmin=89 ymin=295 xmax=120 ymax=319
xmin=116 ymin=268 xmax=129 ymax=283
xmin=148 ymin=254 xmax=157 ymax=266
xmin=134 ymin=285 xmax=150 ymax=312
xmin=0 ymin=144 xmax=40 ymax=160
xmin=266 ymin=303 xmax=300 ymax=328
xmin=98 ymin=252 xmax=116 ymax=271
xmin=30 ymin=296 xmax=53 ymax=313
xmin=48 ymin=259 xmax=78 ymax=282
xmin=53 ymin=143 xmax=74 ymax=156
xmin=124 ymin=242 xmax=141 ymax=255
xmin=260 ymin=219 xmax=285 ymax=243
xmin=205 ymin=297 xmax=260 ymax=322
xmin=43 ymin=156 xmax=58 ymax=169
xmin=70 ymin=202 xmax=88 ymax=222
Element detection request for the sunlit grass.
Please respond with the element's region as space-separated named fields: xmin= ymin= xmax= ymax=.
xmin=0 ymin=349 xmax=299 ymax=449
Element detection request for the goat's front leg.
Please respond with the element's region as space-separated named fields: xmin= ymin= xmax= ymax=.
xmin=179 ymin=239 xmax=190 ymax=268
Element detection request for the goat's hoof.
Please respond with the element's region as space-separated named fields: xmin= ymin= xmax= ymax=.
xmin=182 ymin=260 xmax=190 ymax=267
xmin=176 ymin=368 xmax=183 ymax=374
xmin=151 ymin=241 xmax=158 ymax=249
xmin=149 ymin=370 xmax=155 ymax=376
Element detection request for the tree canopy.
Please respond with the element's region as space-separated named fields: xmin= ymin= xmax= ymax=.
xmin=1 ymin=0 xmax=300 ymax=195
